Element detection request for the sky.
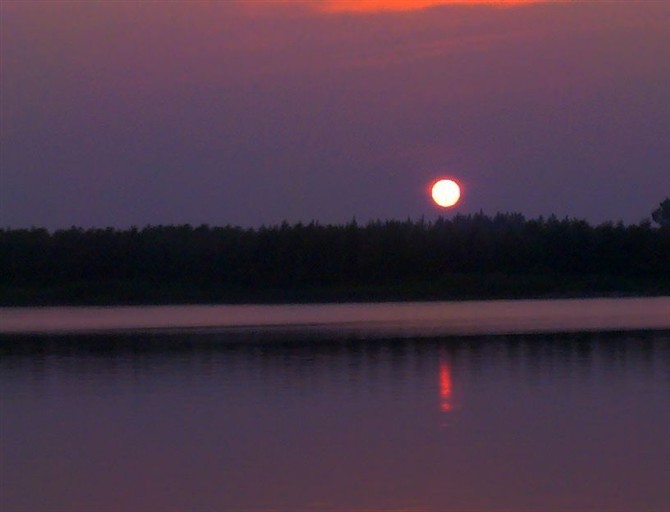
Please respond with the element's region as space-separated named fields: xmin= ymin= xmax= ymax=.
xmin=1 ymin=0 xmax=669 ymax=229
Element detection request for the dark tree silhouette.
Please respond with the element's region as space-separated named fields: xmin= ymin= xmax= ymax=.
xmin=651 ymin=198 xmax=670 ymax=228
xmin=1 ymin=213 xmax=669 ymax=305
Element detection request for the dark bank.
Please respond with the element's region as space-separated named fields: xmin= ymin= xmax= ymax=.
xmin=2 ymin=210 xmax=669 ymax=306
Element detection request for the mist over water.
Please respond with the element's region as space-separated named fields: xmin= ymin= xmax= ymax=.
xmin=3 ymin=297 xmax=670 ymax=335
xmin=2 ymin=329 xmax=669 ymax=512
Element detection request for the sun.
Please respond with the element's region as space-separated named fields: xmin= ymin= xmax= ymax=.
xmin=431 ymin=179 xmax=461 ymax=208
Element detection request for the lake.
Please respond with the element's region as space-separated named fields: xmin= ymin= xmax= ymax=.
xmin=1 ymin=298 xmax=669 ymax=512
xmin=2 ymin=297 xmax=670 ymax=335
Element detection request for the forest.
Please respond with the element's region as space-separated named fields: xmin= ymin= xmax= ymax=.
xmin=1 ymin=207 xmax=669 ymax=305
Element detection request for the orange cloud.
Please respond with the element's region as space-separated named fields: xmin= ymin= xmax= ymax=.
xmin=238 ymin=0 xmax=544 ymax=16
xmin=319 ymin=0 xmax=542 ymax=13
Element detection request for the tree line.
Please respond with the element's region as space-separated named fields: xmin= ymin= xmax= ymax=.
xmin=1 ymin=210 xmax=669 ymax=304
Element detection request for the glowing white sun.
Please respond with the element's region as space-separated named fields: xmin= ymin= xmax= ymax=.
xmin=431 ymin=179 xmax=461 ymax=208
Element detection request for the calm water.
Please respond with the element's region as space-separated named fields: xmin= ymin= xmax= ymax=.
xmin=2 ymin=297 xmax=670 ymax=335
xmin=0 ymin=298 xmax=670 ymax=512
xmin=1 ymin=302 xmax=670 ymax=512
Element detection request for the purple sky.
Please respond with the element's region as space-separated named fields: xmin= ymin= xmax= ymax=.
xmin=1 ymin=1 xmax=669 ymax=229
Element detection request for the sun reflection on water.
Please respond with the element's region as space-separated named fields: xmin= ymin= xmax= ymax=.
xmin=439 ymin=357 xmax=454 ymax=412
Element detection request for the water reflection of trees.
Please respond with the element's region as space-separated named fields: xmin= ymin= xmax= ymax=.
xmin=2 ymin=331 xmax=667 ymax=390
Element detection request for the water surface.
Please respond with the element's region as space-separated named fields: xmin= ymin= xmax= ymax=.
xmin=2 ymin=297 xmax=670 ymax=335
xmin=2 ymin=330 xmax=669 ymax=512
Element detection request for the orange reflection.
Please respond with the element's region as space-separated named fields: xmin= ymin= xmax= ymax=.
xmin=321 ymin=0 xmax=540 ymax=13
xmin=439 ymin=357 xmax=453 ymax=412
